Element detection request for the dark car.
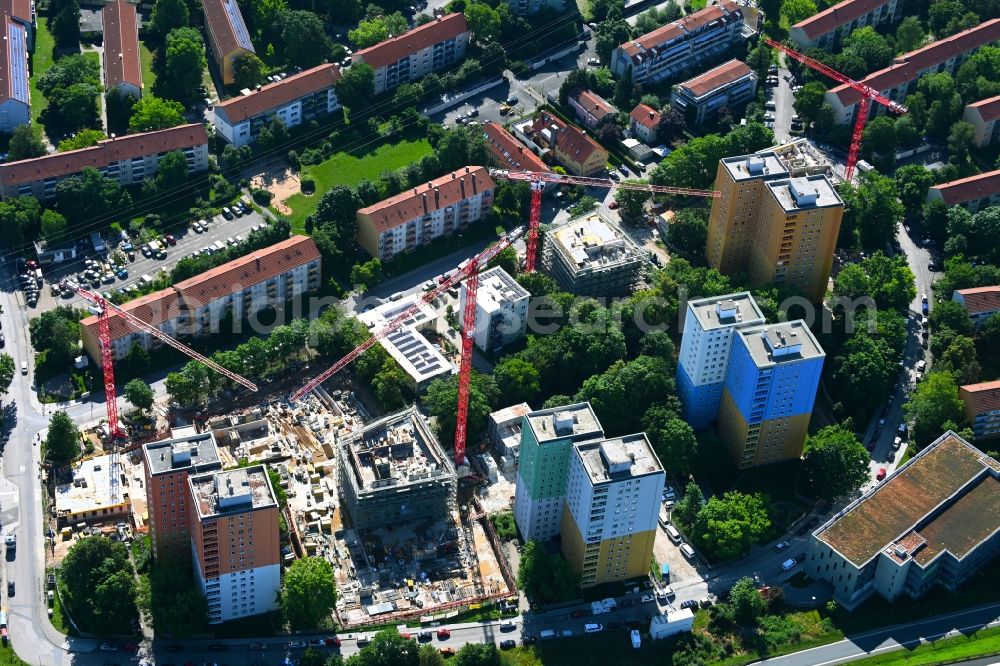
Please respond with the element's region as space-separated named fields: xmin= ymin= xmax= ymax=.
xmin=679 ymin=599 xmax=697 ymax=610
xmin=499 ymin=640 xmax=516 ymax=650
xmin=417 ymin=631 xmax=432 ymax=642
xmin=6 ymin=581 xmax=13 ymax=596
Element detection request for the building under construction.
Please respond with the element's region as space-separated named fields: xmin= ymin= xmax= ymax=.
xmin=542 ymin=206 xmax=646 ymax=296
xmin=337 ymin=407 xmax=457 ymax=530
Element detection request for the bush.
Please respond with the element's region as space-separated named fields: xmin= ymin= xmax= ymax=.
xmin=252 ymin=188 xmax=273 ymax=205
xmin=757 ymin=614 xmax=803 ymax=652
xmin=300 ymin=175 xmax=316 ymax=194
xmin=490 ymin=512 xmax=518 ymax=541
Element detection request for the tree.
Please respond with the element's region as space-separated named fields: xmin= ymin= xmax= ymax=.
xmin=37 ymin=53 xmax=100 ymax=96
xmin=667 ymin=208 xmax=709 ymax=257
xmin=349 ymin=12 xmax=408 ymax=48
xmin=673 ymin=482 xmax=704 ymax=530
xmin=58 ymin=128 xmax=106 ymax=152
xmin=0 ymin=196 xmax=42 ymax=248
xmin=282 ymin=10 xmax=334 ymax=68
xmin=725 ymin=122 xmax=775 ymax=156
xmin=929 ymin=299 xmax=973 ymax=336
xmin=861 ymin=116 xmax=896 ymax=158
xmin=8 ymin=124 xmax=46 ymax=160
xmin=487 ymin=245 xmax=519 ymax=276
xmin=802 ymin=425 xmax=869 ymax=500
xmin=59 ymin=536 xmax=137 ymax=634
xmin=780 ymin=0 xmax=817 ymax=26
xmin=947 ymin=121 xmax=976 ymax=169
xmin=895 ymin=164 xmax=934 ymax=210
xmin=418 ymin=644 xmax=445 ymax=666
xmin=831 ymin=252 xmax=915 ymax=311
xmin=841 ymin=27 xmax=893 ymax=74
xmin=164 ymin=28 xmax=207 ymax=101
xmin=937 ymin=335 xmax=980 ymax=384
xmin=29 ymin=306 xmax=81 ymax=367
xmin=139 ymin=555 xmax=208 ymax=635
xmin=40 ymin=209 xmax=68 ymax=242
xmin=43 ymin=82 xmax=101 ymax=134
xmin=465 ymin=2 xmax=501 ymax=42
xmin=904 ymin=371 xmax=965 ymax=448
xmin=793 ymin=82 xmax=827 ymax=125
xmin=589 ymin=0 xmax=624 ymax=21
xmin=350 ymin=258 xmax=383 ymax=290
xmin=347 ymin=628 xmax=419 ymax=666
xmin=842 ymin=172 xmax=904 ymax=249
xmin=516 ymin=540 xmax=580 ymax=605
xmin=896 ymin=16 xmax=926 ymax=52
xmin=124 ymin=378 xmax=155 ymax=411
xmin=454 ymin=643 xmax=502 ymax=666
xmin=155 ymin=150 xmax=189 ymax=190
xmin=423 ymin=371 xmax=499 ymax=446
xmin=335 ymin=62 xmax=375 ymax=108
xmin=691 ymin=491 xmax=771 ymax=561
xmin=574 ymin=356 xmax=672 ymax=435
xmin=233 ymin=52 xmax=266 ymax=89
xmin=0 ymin=354 xmax=14 ymax=397
xmin=128 ymin=95 xmax=185 ymax=133
xmin=150 ymin=0 xmax=189 ymax=38
xmin=728 ymin=576 xmax=767 ymax=625
xmin=492 ymin=358 xmax=540 ymax=405
xmin=615 ymin=181 xmax=650 ymax=223
xmin=642 ymin=407 xmax=698 ymax=477
xmin=54 ymin=167 xmax=132 ymax=230
xmin=281 ymin=557 xmax=337 ymax=630
xmin=299 ymin=649 xmax=327 ymax=666
xmin=650 ymin=134 xmax=729 ymax=190
xmin=50 ymin=0 xmax=81 ymax=47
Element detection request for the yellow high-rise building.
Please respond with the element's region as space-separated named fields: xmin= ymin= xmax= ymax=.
xmin=706 ymin=147 xmax=844 ymax=302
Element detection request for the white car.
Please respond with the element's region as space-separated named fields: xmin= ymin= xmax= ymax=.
xmin=288 ymin=640 xmax=306 ymax=648
xmin=20 ymin=361 xmax=27 ymax=375
xmin=781 ymin=558 xmax=797 ymax=572
xmin=640 ymin=593 xmax=655 ymax=603
xmin=584 ymin=623 xmax=603 ymax=633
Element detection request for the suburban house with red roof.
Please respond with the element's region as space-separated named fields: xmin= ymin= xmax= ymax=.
xmin=213 ymin=64 xmax=342 ymax=147
xmin=807 ymin=432 xmax=1000 ymax=609
xmin=103 ymin=0 xmax=142 ymax=98
xmin=352 ymin=13 xmax=469 ymax=95
xmin=963 ymin=95 xmax=1000 ymax=147
xmin=80 ymin=236 xmax=322 ymax=361
xmin=610 ymin=1 xmax=743 ymax=85
xmin=952 ymin=285 xmax=1000 ymax=329
xmin=482 ymin=121 xmax=550 ymax=174
xmin=670 ymin=59 xmax=757 ymax=124
xmin=356 ymin=167 xmax=494 ymax=260
xmin=0 ymin=124 xmax=209 ymax=200
xmin=568 ymin=90 xmax=617 ymax=129
xmin=629 ymin=103 xmax=661 ymax=144
xmin=516 ymin=111 xmax=608 ymax=177
xmin=1 ymin=0 xmax=34 ymax=50
xmin=0 ymin=13 xmax=30 ymax=134
xmin=926 ymin=169 xmax=1000 ymax=213
xmin=789 ymin=0 xmax=901 ymax=50
xmin=960 ymin=381 xmax=1000 ymax=441
xmin=825 ymin=20 xmax=1000 ymax=125
xmin=202 ymin=0 xmax=255 ymax=86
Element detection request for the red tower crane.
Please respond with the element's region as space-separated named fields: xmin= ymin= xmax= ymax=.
xmin=489 ymin=169 xmax=721 ymax=272
xmin=65 ymin=283 xmax=258 ymax=502
xmin=762 ymin=38 xmax=908 ymax=182
xmin=290 ymin=228 xmax=524 ymax=466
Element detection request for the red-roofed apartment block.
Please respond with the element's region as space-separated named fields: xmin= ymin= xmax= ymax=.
xmin=960 ymin=380 xmax=1000 ymax=440
xmin=353 ymin=13 xmax=469 ymax=95
xmin=80 ymin=236 xmax=322 ymax=361
xmin=670 ymin=59 xmax=757 ymax=125
xmin=202 ymin=0 xmax=255 ymax=85
xmin=926 ymin=168 xmax=1000 ymax=213
xmin=963 ymin=95 xmax=1000 ymax=147
xmin=825 ymin=20 xmax=1000 ymax=125
xmin=952 ymin=285 xmax=1000 ymax=328
xmin=790 ymin=0 xmax=901 ymax=50
xmin=103 ymin=0 xmax=142 ymax=98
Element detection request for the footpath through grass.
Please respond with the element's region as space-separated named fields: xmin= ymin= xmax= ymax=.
xmin=849 ymin=625 xmax=1000 ymax=665
xmin=28 ymin=17 xmax=56 ymax=123
xmin=283 ymin=139 xmax=433 ymax=232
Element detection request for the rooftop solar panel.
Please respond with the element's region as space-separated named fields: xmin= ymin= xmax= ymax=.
xmin=224 ymin=0 xmax=254 ymax=52
xmin=7 ymin=22 xmax=29 ymax=104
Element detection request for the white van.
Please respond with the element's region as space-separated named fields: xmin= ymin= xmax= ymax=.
xmin=680 ymin=543 xmax=696 ymax=560
xmin=665 ymin=525 xmax=681 ymax=543
xmin=539 ymin=629 xmax=556 ymax=639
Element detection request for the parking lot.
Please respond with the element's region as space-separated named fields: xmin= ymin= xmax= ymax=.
xmin=29 ymin=206 xmax=270 ymax=312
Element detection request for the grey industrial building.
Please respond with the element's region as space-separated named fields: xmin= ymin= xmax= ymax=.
xmin=542 ymin=207 xmax=647 ymax=296
xmin=337 ymin=407 xmax=457 ymax=530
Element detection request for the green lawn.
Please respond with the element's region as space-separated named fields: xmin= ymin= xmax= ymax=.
xmin=139 ymin=41 xmax=157 ymax=94
xmin=28 ymin=17 xmax=56 ymax=123
xmin=849 ymin=626 xmax=1000 ymax=665
xmin=0 ymin=644 xmax=29 ymax=666
xmin=49 ymin=582 xmax=73 ymax=635
xmin=283 ymin=139 xmax=434 ymax=232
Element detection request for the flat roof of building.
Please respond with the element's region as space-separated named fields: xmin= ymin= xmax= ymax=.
xmin=549 ymin=208 xmax=645 ymax=270
xmin=525 ymin=402 xmax=603 ymax=444
xmin=476 ymin=266 xmax=529 ymax=315
xmin=737 ymin=320 xmax=825 ymax=367
xmin=765 ymin=175 xmax=842 ymax=212
xmin=721 ymin=152 xmax=788 ymax=182
xmin=687 ymin=292 xmax=765 ymax=331
xmin=575 ymin=433 xmax=663 ymax=484
xmin=358 ymin=293 xmax=452 ymax=385
xmin=144 ymin=432 xmax=222 ymax=476
xmin=342 ymin=408 xmax=455 ymax=491
xmin=56 ymin=454 xmax=127 ymax=516
xmin=189 ymin=465 xmax=277 ymax=519
xmin=816 ymin=432 xmax=1000 ymax=567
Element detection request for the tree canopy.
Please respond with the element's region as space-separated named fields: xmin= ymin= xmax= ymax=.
xmin=904 ymin=371 xmax=965 ymax=448
xmin=802 ymin=425 xmax=870 ymax=500
xmin=281 ymin=557 xmax=337 ymax=630
xmin=128 ymin=96 xmax=186 ymax=133
xmin=691 ymin=491 xmax=771 ymax=561
xmin=516 ymin=539 xmax=580 ymax=605
xmin=60 ymin=536 xmax=138 ymax=634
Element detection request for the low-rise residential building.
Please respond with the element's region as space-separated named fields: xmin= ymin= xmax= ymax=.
xmin=789 ymin=0 xmax=901 ymax=50
xmin=0 ymin=124 xmax=209 ymax=200
xmin=569 ymin=89 xmax=617 ymax=129
xmin=964 ymin=95 xmax=1000 ymax=147
xmin=56 ymin=454 xmax=131 ymax=526
xmin=610 ymin=1 xmax=744 ymax=86
xmin=202 ymin=0 xmax=255 ymax=86
xmin=926 ymin=169 xmax=1000 ymax=213
xmin=459 ymin=266 xmax=529 ymax=354
xmin=826 ymin=20 xmax=1000 ymax=125
xmin=482 ymin=121 xmax=550 ymax=175
xmin=670 ymin=59 xmax=757 ymax=124
xmin=357 ymin=293 xmax=453 ymax=392
xmin=542 ymin=207 xmax=646 ymax=296
xmin=189 ymin=465 xmax=281 ymax=624
xmin=213 ymin=64 xmax=342 ymax=147
xmin=504 ymin=0 xmax=563 ymax=16
xmin=81 ymin=236 xmax=322 ymax=361
xmin=0 ymin=15 xmax=30 ymax=134
xmin=489 ymin=402 xmax=532 ymax=467
xmin=629 ymin=103 xmax=661 ymax=144
xmin=517 ymin=111 xmax=608 ymax=176
xmin=353 ymin=13 xmax=469 ymax=95
xmin=960 ymin=381 xmax=1000 ymax=441
xmin=1 ymin=0 xmax=35 ymax=50
xmin=355 ymin=166 xmax=494 ymax=261
xmin=952 ymin=285 xmax=1000 ymax=328
xmin=808 ymin=432 xmax=1000 ymax=610
xmin=102 ymin=0 xmax=142 ymax=98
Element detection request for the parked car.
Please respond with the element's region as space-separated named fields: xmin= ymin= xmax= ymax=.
xmin=780 ymin=558 xmax=797 ymax=572
xmin=222 ymin=207 xmax=234 ymax=220
xmin=774 ymin=541 xmax=789 ymax=552
xmin=679 ymin=599 xmax=698 ymax=610
xmin=20 ymin=361 xmax=27 ymax=375
xmin=499 ymin=639 xmax=516 ymax=650
xmin=164 ymin=234 xmax=176 ymax=245
xmin=876 ymin=467 xmax=887 ymax=481
xmin=418 ymin=631 xmax=432 ymax=642
xmin=584 ymin=624 xmax=603 ymax=634
xmin=436 ymin=629 xmax=451 ymax=640
xmin=500 ymin=620 xmax=516 ymax=632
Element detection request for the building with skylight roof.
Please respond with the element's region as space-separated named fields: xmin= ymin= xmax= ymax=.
xmin=202 ymin=0 xmax=255 ymax=86
xmin=0 ymin=16 xmax=30 ymax=134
